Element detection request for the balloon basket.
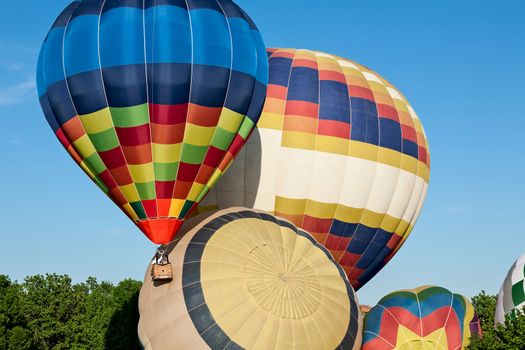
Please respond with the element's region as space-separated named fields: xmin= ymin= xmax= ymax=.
xmin=151 ymin=263 xmax=173 ymax=282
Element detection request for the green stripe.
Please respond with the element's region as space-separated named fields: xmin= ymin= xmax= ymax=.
xmin=237 ymin=118 xmax=255 ymax=139
xmin=89 ymin=129 xmax=120 ymax=152
xmin=136 ymin=182 xmax=156 ymax=200
xmin=111 ymin=104 xmax=149 ymax=128
xmin=85 ymin=153 xmax=107 ymax=174
xmin=181 ymin=144 xmax=208 ymax=164
xmin=210 ymin=127 xmax=235 ymax=151
xmin=130 ymin=201 xmax=147 ymax=220
xmin=154 ymin=162 xmax=179 ymax=182
xmin=512 ymin=280 xmax=525 ymax=306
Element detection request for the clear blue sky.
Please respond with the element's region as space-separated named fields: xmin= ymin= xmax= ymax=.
xmin=0 ymin=0 xmax=524 ymax=305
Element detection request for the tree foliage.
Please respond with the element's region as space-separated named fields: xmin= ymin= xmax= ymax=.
xmin=467 ymin=291 xmax=525 ymax=350
xmin=0 ymin=274 xmax=142 ymax=350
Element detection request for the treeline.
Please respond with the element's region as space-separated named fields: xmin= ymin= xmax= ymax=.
xmin=0 ymin=274 xmax=141 ymax=350
xmin=2 ymin=274 xmax=525 ymax=349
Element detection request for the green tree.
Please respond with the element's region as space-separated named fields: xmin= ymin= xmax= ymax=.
xmin=468 ymin=291 xmax=525 ymax=350
xmin=0 ymin=275 xmax=32 ymax=350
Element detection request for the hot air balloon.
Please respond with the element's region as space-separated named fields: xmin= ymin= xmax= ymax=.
xmin=36 ymin=0 xmax=268 ymax=245
xmin=362 ymin=286 xmax=482 ymax=350
xmin=495 ymin=253 xmax=525 ymax=324
xmin=138 ymin=208 xmax=363 ymax=350
xmin=199 ymin=48 xmax=430 ymax=289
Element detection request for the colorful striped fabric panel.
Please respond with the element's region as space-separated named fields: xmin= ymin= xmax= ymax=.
xmin=363 ymin=286 xmax=482 ymax=350
xmin=37 ymin=0 xmax=268 ymax=244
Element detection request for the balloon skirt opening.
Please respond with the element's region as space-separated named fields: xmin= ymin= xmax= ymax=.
xmin=137 ymin=219 xmax=183 ymax=245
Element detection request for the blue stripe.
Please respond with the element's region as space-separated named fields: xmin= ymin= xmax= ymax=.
xmin=287 ymin=66 xmax=319 ymax=103
xmin=190 ymin=9 xmax=232 ymax=69
xmin=403 ymin=139 xmax=419 ymax=159
xmin=190 ymin=65 xmax=230 ymax=107
xmin=64 ymin=15 xmax=100 ymax=77
xmin=102 ymin=65 xmax=147 ymax=108
xmin=245 ymin=81 xmax=266 ymax=123
xmin=145 ymin=5 xmax=192 ymax=64
xmin=102 ymin=0 xmax=143 ymax=12
xmin=187 ymin=0 xmax=223 ymax=11
xmin=36 ymin=48 xmax=46 ymax=97
xmin=39 ymin=95 xmax=60 ymax=132
xmin=319 ymin=80 xmax=350 ymax=122
xmin=347 ymin=225 xmax=381 ymax=254
xmin=379 ymin=117 xmax=403 ymax=152
xmin=145 ymin=0 xmax=187 ymax=9
xmin=252 ymin=29 xmax=268 ymax=84
xmin=67 ymin=70 xmax=107 ymax=115
xmin=268 ymin=57 xmax=292 ymax=87
xmin=380 ymin=295 xmax=421 ymax=316
xmin=224 ymin=70 xmax=255 ymax=115
xmin=99 ymin=7 xmax=145 ymax=68
xmin=329 ymin=220 xmax=359 ymax=238
xmin=147 ymin=63 xmax=191 ymax=105
xmin=46 ymin=80 xmax=77 ymax=126
xmin=70 ymin=0 xmax=103 ymax=18
xmin=228 ymin=18 xmax=257 ymax=76
xmin=43 ymin=28 xmax=66 ymax=88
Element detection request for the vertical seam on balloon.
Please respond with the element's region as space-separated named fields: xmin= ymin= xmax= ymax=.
xmin=414 ymin=290 xmax=424 ymax=346
xmin=190 ymin=0 xmax=234 ymax=208
xmin=274 ymin=48 xmax=298 ymax=223
xmin=390 ymin=98 xmax=427 ymax=257
xmin=59 ymin=2 xmax=128 ymax=207
xmin=97 ymin=0 xmax=148 ymax=222
xmin=358 ymin=77 xmax=406 ymax=287
xmin=143 ymin=0 xmax=159 ymax=219
xmin=435 ymin=292 xmax=456 ymax=349
xmin=297 ymin=50 xmax=322 ymax=244
xmin=374 ymin=303 xmax=405 ymax=349
xmin=342 ymin=65 xmax=383 ymax=283
xmin=168 ymin=0 xmax=193 ymax=217
xmin=325 ymin=54 xmax=355 ymax=278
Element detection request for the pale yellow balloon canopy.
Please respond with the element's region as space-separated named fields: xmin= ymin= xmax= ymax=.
xmin=138 ymin=208 xmax=362 ymax=350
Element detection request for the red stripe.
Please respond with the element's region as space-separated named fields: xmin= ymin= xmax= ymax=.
xmin=301 ymin=215 xmax=332 ymax=234
xmin=62 ymin=117 xmax=84 ymax=142
xmin=56 ymin=128 xmax=70 ymax=148
xmin=108 ymin=165 xmax=133 ymax=186
xmin=285 ymin=100 xmax=319 ymax=118
xmin=116 ymin=124 xmax=151 ymax=147
xmin=377 ymin=104 xmax=400 ymax=122
xmin=121 ymin=144 xmax=152 ymax=165
xmin=176 ymin=163 xmax=200 ymax=182
xmin=172 ymin=180 xmax=192 ymax=199
xmin=155 ymin=181 xmax=175 ymax=200
xmin=348 ymin=85 xmax=375 ymax=101
xmin=292 ymin=58 xmax=318 ymax=69
xmin=401 ymin=125 xmax=418 ymax=143
xmin=267 ymin=84 xmax=288 ymax=99
xmin=318 ymin=119 xmax=351 ymax=139
xmin=152 ymin=123 xmax=185 ymax=144
xmin=187 ymin=104 xmax=222 ymax=127
xmin=99 ymin=147 xmax=127 ymax=169
xmin=149 ymin=103 xmax=188 ymax=125
xmin=320 ymin=70 xmax=347 ymax=84
xmin=142 ymin=199 xmax=157 ymax=218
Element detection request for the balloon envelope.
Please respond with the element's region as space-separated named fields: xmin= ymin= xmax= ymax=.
xmin=37 ymin=0 xmax=268 ymax=244
xmin=495 ymin=253 xmax=525 ymax=324
xmin=199 ymin=48 xmax=430 ymax=289
xmin=138 ymin=208 xmax=363 ymax=350
xmin=362 ymin=286 xmax=482 ymax=350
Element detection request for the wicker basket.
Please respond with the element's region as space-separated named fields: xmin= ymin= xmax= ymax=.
xmin=151 ymin=263 xmax=173 ymax=281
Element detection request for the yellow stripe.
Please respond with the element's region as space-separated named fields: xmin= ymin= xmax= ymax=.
xmin=184 ymin=124 xmax=215 ymax=146
xmin=168 ymin=199 xmax=185 ymax=217
xmin=187 ymin=183 xmax=205 ymax=202
xmin=261 ymin=128 xmax=430 ymax=182
xmin=217 ymin=108 xmax=244 ymax=133
xmin=153 ymin=143 xmax=181 ymax=163
xmin=129 ymin=163 xmax=155 ymax=183
xmin=119 ymin=184 xmax=140 ymax=203
xmin=206 ymin=169 xmax=223 ymax=189
xmin=72 ymin=135 xmax=96 ymax=157
xmin=122 ymin=203 xmax=139 ymax=222
xmin=79 ymin=108 xmax=113 ymax=134
xmin=276 ymin=197 xmax=415 ymax=236
xmin=257 ymin=111 xmax=284 ymax=130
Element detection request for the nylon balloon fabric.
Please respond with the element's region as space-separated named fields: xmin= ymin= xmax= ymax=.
xmin=495 ymin=253 xmax=525 ymax=324
xmin=362 ymin=286 xmax=482 ymax=350
xmin=138 ymin=208 xmax=363 ymax=350
xmin=199 ymin=48 xmax=430 ymax=289
xmin=36 ymin=0 xmax=268 ymax=244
